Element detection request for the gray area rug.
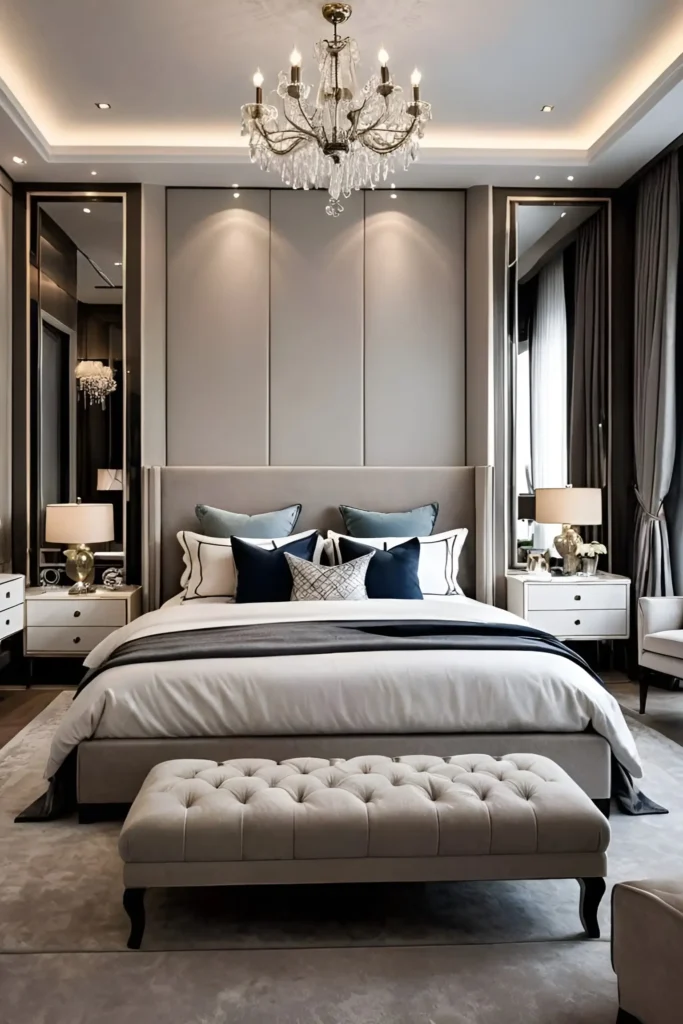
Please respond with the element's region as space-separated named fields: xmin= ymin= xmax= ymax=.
xmin=1 ymin=691 xmax=681 ymax=955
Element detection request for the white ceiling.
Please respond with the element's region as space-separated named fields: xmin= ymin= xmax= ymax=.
xmin=40 ymin=200 xmax=123 ymax=303
xmin=1 ymin=0 xmax=683 ymax=187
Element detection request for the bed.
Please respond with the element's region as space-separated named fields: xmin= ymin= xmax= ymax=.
xmin=44 ymin=466 xmax=639 ymax=813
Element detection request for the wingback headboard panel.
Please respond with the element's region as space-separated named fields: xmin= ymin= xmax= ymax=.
xmin=143 ymin=466 xmax=493 ymax=608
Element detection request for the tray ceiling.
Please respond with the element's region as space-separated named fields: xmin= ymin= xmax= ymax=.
xmin=1 ymin=0 xmax=683 ymax=186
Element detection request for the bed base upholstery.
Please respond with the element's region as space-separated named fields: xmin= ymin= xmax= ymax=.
xmin=76 ymin=731 xmax=611 ymax=807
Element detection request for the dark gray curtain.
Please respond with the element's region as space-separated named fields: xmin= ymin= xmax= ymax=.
xmin=633 ymin=152 xmax=680 ymax=601
xmin=570 ymin=209 xmax=608 ymax=493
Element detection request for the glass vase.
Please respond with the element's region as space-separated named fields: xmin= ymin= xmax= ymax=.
xmin=581 ymin=555 xmax=599 ymax=576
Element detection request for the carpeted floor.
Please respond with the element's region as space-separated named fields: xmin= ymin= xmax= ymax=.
xmin=1 ymin=688 xmax=680 ymax=1021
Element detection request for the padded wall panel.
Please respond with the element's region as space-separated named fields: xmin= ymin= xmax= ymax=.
xmin=364 ymin=191 xmax=466 ymax=466
xmin=166 ymin=189 xmax=270 ymax=465
xmin=270 ymin=190 xmax=364 ymax=465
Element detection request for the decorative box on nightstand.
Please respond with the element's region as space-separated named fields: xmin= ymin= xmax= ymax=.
xmin=506 ymin=571 xmax=631 ymax=641
xmin=0 ymin=574 xmax=25 ymax=642
xmin=24 ymin=585 xmax=142 ymax=657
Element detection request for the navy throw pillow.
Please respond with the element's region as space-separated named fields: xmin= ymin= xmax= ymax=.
xmin=233 ymin=533 xmax=319 ymax=603
xmin=338 ymin=537 xmax=423 ymax=600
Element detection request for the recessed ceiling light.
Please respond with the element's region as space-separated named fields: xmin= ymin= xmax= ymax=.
xmin=231 ymin=182 xmax=239 ymax=188
xmin=391 ymin=182 xmax=396 ymax=187
xmin=390 ymin=193 xmax=398 ymax=199
xmin=233 ymin=192 xmax=240 ymax=198
xmin=90 ymin=170 xmax=97 ymax=176
xmin=95 ymin=102 xmax=111 ymax=110
xmin=12 ymin=155 xmax=26 ymax=165
xmin=541 ymin=104 xmax=554 ymax=113
xmin=567 ymin=174 xmax=575 ymax=181
xmin=560 ymin=212 xmax=567 ymax=218
xmin=83 ymin=207 xmax=91 ymax=214
xmin=534 ymin=175 xmax=541 ymax=180
xmin=114 ymin=261 xmax=122 ymax=266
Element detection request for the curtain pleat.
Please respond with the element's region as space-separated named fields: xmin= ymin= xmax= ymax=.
xmin=633 ymin=152 xmax=680 ymax=601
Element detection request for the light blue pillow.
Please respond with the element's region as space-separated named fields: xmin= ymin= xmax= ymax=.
xmin=195 ymin=503 xmax=302 ymax=539
xmin=339 ymin=502 xmax=439 ymax=538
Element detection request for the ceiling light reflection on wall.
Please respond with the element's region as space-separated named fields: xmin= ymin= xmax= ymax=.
xmin=95 ymin=102 xmax=111 ymax=110
xmin=541 ymin=105 xmax=554 ymax=113
xmin=12 ymin=156 xmax=26 ymax=165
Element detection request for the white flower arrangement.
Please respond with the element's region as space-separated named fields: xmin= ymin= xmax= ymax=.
xmin=576 ymin=541 xmax=607 ymax=558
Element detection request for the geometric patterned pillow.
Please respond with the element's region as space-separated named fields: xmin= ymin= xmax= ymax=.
xmin=285 ymin=551 xmax=374 ymax=602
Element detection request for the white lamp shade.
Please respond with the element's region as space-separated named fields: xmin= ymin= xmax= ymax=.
xmin=97 ymin=469 xmax=123 ymax=491
xmin=534 ymin=487 xmax=603 ymax=526
xmin=45 ymin=503 xmax=115 ymax=544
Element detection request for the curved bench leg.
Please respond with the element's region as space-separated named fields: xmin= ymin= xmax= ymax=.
xmin=578 ymin=876 xmax=606 ymax=938
xmin=123 ymin=887 xmax=146 ymax=950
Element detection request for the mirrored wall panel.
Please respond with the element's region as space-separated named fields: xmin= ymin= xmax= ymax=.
xmin=508 ymin=198 xmax=610 ymax=565
xmin=28 ymin=195 xmax=125 ymax=585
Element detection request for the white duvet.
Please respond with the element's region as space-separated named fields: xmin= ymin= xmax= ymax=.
xmin=45 ymin=597 xmax=642 ymax=779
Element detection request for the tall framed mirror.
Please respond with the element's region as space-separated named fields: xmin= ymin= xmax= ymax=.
xmin=26 ymin=193 xmax=127 ymax=586
xmin=506 ymin=197 xmax=611 ymax=568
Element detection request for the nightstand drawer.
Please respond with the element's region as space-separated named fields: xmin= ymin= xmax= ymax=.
xmin=27 ymin=599 xmax=127 ymax=628
xmin=527 ymin=584 xmax=627 ymax=612
xmin=26 ymin=625 xmax=117 ymax=654
xmin=529 ymin=609 xmax=628 ymax=638
xmin=0 ymin=577 xmax=24 ymax=613
xmin=0 ymin=602 xmax=24 ymax=640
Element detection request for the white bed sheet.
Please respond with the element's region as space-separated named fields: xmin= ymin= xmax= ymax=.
xmin=45 ymin=597 xmax=642 ymax=779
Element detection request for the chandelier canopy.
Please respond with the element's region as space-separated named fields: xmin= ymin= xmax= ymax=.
xmin=240 ymin=2 xmax=432 ymax=216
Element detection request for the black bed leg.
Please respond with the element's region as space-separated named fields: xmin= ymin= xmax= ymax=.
xmin=593 ymin=797 xmax=611 ymax=819
xmin=123 ymin=888 xmax=146 ymax=949
xmin=578 ymin=877 xmax=606 ymax=938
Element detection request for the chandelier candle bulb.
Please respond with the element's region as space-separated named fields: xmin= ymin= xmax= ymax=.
xmin=290 ymin=47 xmax=302 ymax=84
xmin=411 ymin=68 xmax=422 ymax=102
xmin=253 ymin=68 xmax=264 ymax=104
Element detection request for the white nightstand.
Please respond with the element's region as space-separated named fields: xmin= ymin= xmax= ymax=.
xmin=506 ymin=571 xmax=631 ymax=641
xmin=24 ymin=585 xmax=142 ymax=657
xmin=0 ymin=574 xmax=25 ymax=641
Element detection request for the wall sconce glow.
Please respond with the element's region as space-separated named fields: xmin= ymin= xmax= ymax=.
xmin=12 ymin=156 xmax=26 ymax=165
xmin=541 ymin=104 xmax=554 ymax=113
xmin=83 ymin=207 xmax=91 ymax=214
xmin=233 ymin=192 xmax=240 ymax=199
xmin=95 ymin=102 xmax=111 ymax=110
xmin=567 ymin=175 xmax=575 ymax=181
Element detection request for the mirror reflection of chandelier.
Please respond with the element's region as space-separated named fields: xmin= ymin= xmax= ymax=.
xmin=240 ymin=2 xmax=432 ymax=216
xmin=75 ymin=360 xmax=117 ymax=408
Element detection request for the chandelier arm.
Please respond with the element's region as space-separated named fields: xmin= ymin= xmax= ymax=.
xmin=253 ymin=121 xmax=308 ymax=155
xmin=356 ymin=123 xmax=420 ymax=155
xmin=282 ymin=102 xmax=319 ymax=142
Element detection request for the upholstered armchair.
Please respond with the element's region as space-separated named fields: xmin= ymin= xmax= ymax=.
xmin=637 ymin=598 xmax=683 ymax=714
xmin=613 ymin=879 xmax=683 ymax=1024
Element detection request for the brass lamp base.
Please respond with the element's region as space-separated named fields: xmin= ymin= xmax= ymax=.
xmin=64 ymin=543 xmax=96 ymax=595
xmin=553 ymin=524 xmax=583 ymax=575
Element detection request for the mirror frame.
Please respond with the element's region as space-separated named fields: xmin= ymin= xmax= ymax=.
xmin=504 ymin=195 xmax=613 ymax=571
xmin=22 ymin=189 xmax=128 ymax=584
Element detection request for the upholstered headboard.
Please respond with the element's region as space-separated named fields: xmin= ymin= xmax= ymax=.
xmin=142 ymin=466 xmax=494 ymax=609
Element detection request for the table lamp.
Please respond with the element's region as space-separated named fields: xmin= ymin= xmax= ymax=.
xmin=45 ymin=500 xmax=115 ymax=594
xmin=534 ymin=487 xmax=602 ymax=575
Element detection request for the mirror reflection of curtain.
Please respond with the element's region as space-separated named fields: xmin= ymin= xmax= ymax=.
xmin=530 ymin=255 xmax=567 ymax=549
xmin=570 ymin=210 xmax=608 ymax=508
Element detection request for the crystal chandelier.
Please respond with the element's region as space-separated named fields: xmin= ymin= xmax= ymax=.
xmin=240 ymin=2 xmax=432 ymax=216
xmin=75 ymin=360 xmax=117 ymax=409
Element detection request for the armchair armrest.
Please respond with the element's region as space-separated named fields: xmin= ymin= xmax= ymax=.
xmin=638 ymin=597 xmax=683 ymax=650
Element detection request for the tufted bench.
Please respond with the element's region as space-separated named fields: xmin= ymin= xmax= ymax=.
xmin=119 ymin=753 xmax=610 ymax=949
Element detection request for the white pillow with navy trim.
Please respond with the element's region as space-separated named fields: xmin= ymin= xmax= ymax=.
xmin=325 ymin=528 xmax=468 ymax=596
xmin=178 ymin=530 xmax=324 ymax=602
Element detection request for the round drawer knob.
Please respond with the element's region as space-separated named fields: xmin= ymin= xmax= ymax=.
xmin=74 ymin=610 xmax=81 ymax=618
xmin=574 ymin=619 xmax=581 ymax=626
xmin=574 ymin=595 xmax=581 ymax=601
xmin=4 ymin=592 xmax=9 ymax=599
xmin=73 ymin=636 xmax=81 ymax=644
xmin=5 ymin=619 xmax=9 ymax=626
